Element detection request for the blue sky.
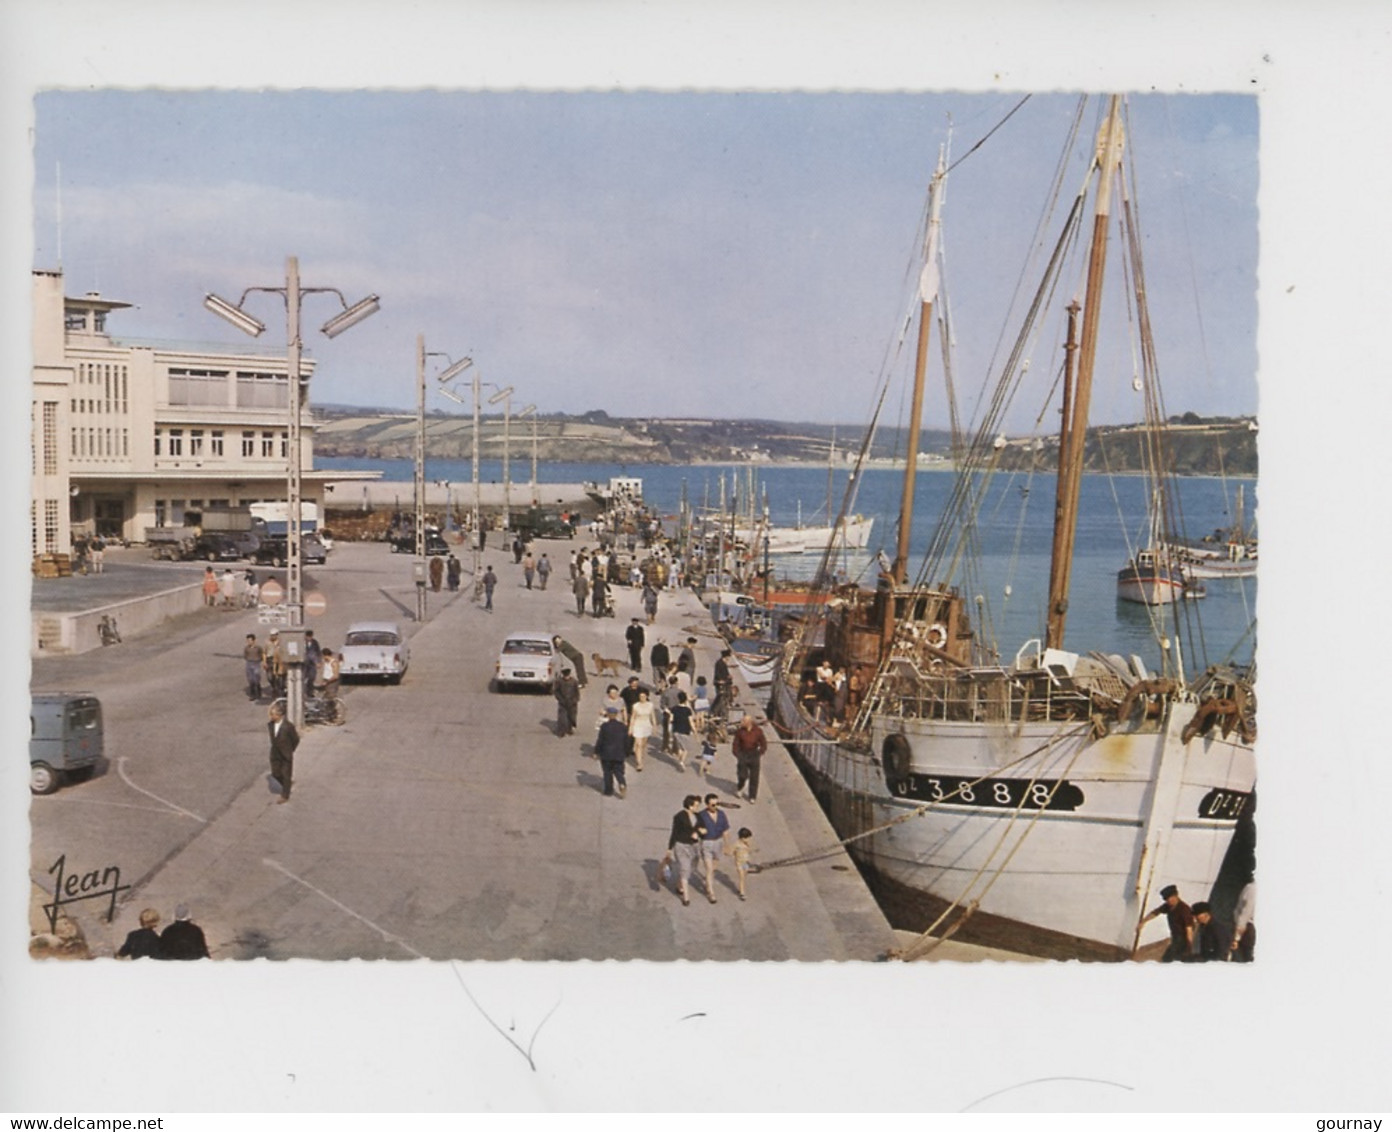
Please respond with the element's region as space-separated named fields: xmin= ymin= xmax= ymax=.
xmin=31 ymin=89 xmax=1257 ymax=432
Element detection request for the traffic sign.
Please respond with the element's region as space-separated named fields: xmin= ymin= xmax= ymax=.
xmin=260 ymin=578 xmax=285 ymax=606
xmin=257 ymin=605 xmax=289 ymax=626
xmin=304 ymin=591 xmax=328 ymax=617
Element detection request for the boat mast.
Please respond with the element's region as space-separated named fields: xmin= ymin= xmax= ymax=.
xmin=892 ymin=149 xmax=947 ymax=584
xmin=1042 ymin=96 xmax=1125 ymax=649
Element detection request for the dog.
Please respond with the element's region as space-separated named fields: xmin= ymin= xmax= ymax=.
xmin=591 ymin=653 xmax=626 ymax=678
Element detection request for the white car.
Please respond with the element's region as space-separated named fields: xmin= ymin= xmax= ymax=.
xmin=340 ymin=621 xmax=409 ymax=684
xmin=494 ymin=631 xmax=557 ymax=692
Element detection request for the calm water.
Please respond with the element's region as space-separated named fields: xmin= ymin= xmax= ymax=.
xmin=319 ymin=456 xmax=1257 ymax=674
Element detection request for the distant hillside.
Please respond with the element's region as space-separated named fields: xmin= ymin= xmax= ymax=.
xmin=311 ymin=406 xmax=1256 ymax=476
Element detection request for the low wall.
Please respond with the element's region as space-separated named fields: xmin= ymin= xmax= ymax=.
xmin=32 ymin=581 xmax=205 ymax=655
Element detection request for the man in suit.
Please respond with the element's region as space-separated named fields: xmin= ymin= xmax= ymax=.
xmin=268 ymin=701 xmax=300 ymax=804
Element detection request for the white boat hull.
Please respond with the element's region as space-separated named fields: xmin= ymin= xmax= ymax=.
xmin=772 ymin=673 xmax=1255 ymax=959
xmin=739 ymin=515 xmax=875 ymax=554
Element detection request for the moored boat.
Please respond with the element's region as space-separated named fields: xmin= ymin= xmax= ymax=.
xmin=771 ymin=96 xmax=1256 ymax=961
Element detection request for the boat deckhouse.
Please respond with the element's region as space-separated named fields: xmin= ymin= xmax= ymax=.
xmin=30 ymin=269 xmax=372 ymax=555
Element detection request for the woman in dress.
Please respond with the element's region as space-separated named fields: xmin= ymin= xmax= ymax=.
xmin=627 ymin=688 xmax=657 ymax=772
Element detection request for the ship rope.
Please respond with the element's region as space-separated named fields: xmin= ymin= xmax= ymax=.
xmin=753 ymin=721 xmax=1091 ymax=873
xmin=887 ymin=724 xmax=1094 ymax=961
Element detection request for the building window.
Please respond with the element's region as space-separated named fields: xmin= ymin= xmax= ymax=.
xmin=236 ymin=370 xmax=289 ymax=410
xmin=168 ymin=429 xmax=184 ymax=457
xmin=168 ymin=367 xmax=229 ymax=407
xmin=189 ymin=429 xmax=204 ymax=457
xmin=154 ymin=430 xmax=162 ymax=457
xmin=42 ymin=402 xmax=58 ymax=474
xmin=211 ymin=430 xmax=224 ymax=457
xmin=44 ymin=499 xmax=60 ymax=553
xmin=242 ymin=431 xmax=255 ymax=457
xmin=154 ymin=500 xmax=166 ymax=527
xmin=280 ymin=434 xmax=289 ymax=458
xmin=261 ymin=431 xmax=275 ymax=458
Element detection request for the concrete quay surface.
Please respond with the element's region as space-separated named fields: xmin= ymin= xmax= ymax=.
xmin=31 ymin=540 xmax=902 ymax=962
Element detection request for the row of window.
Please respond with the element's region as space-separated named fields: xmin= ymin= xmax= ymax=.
xmin=154 ymin=498 xmax=272 ymax=527
xmin=154 ymin=428 xmax=288 ymax=460
xmin=71 ymin=426 xmax=130 ymax=460
xmin=34 ymin=498 xmax=60 ymax=554
xmin=74 ymin=362 xmax=130 ymax=415
xmin=168 ymin=368 xmax=289 ymax=410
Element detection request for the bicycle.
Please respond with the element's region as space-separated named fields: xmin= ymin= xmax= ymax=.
xmin=304 ymin=691 xmax=346 ymax=727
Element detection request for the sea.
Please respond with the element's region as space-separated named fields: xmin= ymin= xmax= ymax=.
xmin=318 ymin=456 xmax=1258 ymax=675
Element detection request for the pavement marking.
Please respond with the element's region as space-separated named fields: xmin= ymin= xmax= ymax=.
xmin=31 ymin=795 xmax=199 ymax=816
xmin=262 ymin=857 xmax=425 ymax=958
xmin=116 ymin=756 xmax=207 ymax=822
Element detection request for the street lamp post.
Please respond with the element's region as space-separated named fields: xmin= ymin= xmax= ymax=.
xmin=516 ymin=404 xmax=538 ymax=507
xmin=415 ymin=340 xmax=472 ymax=622
xmin=487 ymin=386 xmax=515 ymax=532
xmin=205 ymin=256 xmax=379 ymax=729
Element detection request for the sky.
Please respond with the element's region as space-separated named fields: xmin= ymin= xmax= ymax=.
xmin=30 ymin=89 xmax=1258 ymax=433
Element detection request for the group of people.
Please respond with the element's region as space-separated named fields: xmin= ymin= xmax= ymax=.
xmin=799 ymin=660 xmax=866 ymax=725
xmin=1140 ymin=881 xmax=1257 ymax=962
xmin=660 ymin=793 xmax=756 ymax=905
xmin=426 ymin=552 xmax=464 ymax=593
xmin=241 ymin=629 xmax=340 ymax=705
xmin=115 ymin=903 xmax=211 ymax=960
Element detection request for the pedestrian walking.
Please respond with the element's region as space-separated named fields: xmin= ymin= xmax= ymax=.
xmin=1229 ymin=880 xmax=1256 ymax=962
xmin=650 ymin=638 xmax=671 ymax=686
xmin=1190 ymin=902 xmax=1222 ymax=962
xmin=642 ymin=581 xmax=659 ymax=625
xmin=522 ymin=552 xmax=535 ymax=589
xmin=429 ymin=555 xmax=444 ymax=592
xmin=447 ymin=553 xmax=462 ymax=592
xmin=573 ymin=571 xmax=590 ymax=617
xmin=537 ymin=553 xmax=551 ymax=590
xmin=303 ymin=629 xmax=322 ymax=700
xmin=201 ymin=566 xmax=219 ymax=607
xmin=731 ymin=714 xmax=767 ymax=803
xmin=482 ymin=565 xmax=497 ymax=612
xmin=670 ymin=690 xmax=694 ymax=771
xmin=159 ymin=904 xmax=210 ymax=960
xmin=659 ymin=675 xmax=681 ymax=753
xmin=628 ymin=688 xmax=657 ymax=771
xmin=591 ymin=573 xmax=609 ymax=617
xmin=243 ymin=633 xmax=264 ymax=701
xmin=116 ymin=908 xmax=165 ymax=960
xmin=679 ymin=637 xmax=697 ymax=680
xmin=267 ymin=701 xmax=300 ymax=804
xmin=552 ymin=635 xmax=588 ymax=687
xmin=1140 ymin=884 xmax=1196 ymax=962
xmin=665 ymin=795 xmax=703 ymax=906
xmin=692 ymin=676 xmax=713 ymax=735
xmin=595 ymin=705 xmax=629 ymax=798
xmin=568 ymin=549 xmax=578 ymax=581
xmin=264 ymin=630 xmax=286 ymax=699
xmin=317 ymin=649 xmax=340 ymax=700
xmin=697 ymin=794 xmax=731 ymax=903
xmin=713 ymin=649 xmax=734 ymax=719
xmin=219 ymin=568 xmax=237 ymax=608
xmin=512 ymin=535 xmax=524 ymax=564
xmin=554 ymin=668 xmax=581 ymax=737
xmin=90 ymin=538 xmax=105 ymax=574
xmin=626 ymin=618 xmax=646 ymax=672
xmin=729 ymin=828 xmax=756 ymax=901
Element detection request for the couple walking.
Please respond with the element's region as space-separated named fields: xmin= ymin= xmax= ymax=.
xmin=658 ymin=794 xmax=753 ymax=905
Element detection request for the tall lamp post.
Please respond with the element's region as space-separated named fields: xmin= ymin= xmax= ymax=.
xmin=488 ymin=385 xmax=515 ymax=532
xmin=416 ymin=337 xmax=472 ymax=622
xmin=516 ymin=404 xmax=538 ymax=507
xmin=437 ymin=364 xmax=481 ymax=592
xmin=205 ymin=256 xmax=378 ymax=729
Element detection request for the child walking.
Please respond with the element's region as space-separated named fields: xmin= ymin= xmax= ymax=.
xmin=730 ymin=827 xmax=756 ymax=901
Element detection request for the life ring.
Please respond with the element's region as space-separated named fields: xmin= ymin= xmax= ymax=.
xmin=925 ymin=622 xmax=948 ymax=650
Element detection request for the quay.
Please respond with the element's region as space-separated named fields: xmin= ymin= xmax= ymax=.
xmin=29 ymin=539 xmax=935 ymax=962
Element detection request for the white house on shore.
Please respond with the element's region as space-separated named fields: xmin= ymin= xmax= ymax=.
xmin=30 ymin=269 xmax=374 ymax=556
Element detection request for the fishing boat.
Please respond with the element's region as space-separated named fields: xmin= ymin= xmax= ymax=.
xmin=1117 ymin=493 xmax=1206 ymax=604
xmin=771 ymin=96 xmax=1256 ymax=961
xmin=1166 ymin=485 xmax=1258 ymax=580
xmin=738 ymin=513 xmax=876 ymax=555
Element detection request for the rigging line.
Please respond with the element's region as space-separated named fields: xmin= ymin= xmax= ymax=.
xmin=758 ymin=720 xmax=1094 ymax=872
xmin=944 ymin=94 xmax=1032 ymax=176
xmin=895 ymin=727 xmax=1093 ymax=960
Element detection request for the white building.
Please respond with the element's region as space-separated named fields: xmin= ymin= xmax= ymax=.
xmin=30 ymin=269 xmax=365 ymax=554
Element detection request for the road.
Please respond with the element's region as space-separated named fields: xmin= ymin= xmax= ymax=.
xmin=29 ymin=539 xmax=898 ymax=961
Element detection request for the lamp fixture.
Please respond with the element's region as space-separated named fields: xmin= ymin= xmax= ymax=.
xmin=487 ymin=385 xmax=514 ymax=405
xmin=321 ymin=294 xmax=381 ymax=338
xmin=436 ymin=356 xmax=474 ymax=383
xmin=203 ymin=293 xmax=266 ymax=337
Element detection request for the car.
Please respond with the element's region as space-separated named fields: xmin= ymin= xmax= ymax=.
xmin=250 ymin=532 xmax=327 ymax=566
xmin=493 ymin=631 xmax=558 ymax=692
xmin=30 ymin=693 xmax=103 ymax=795
xmin=511 ymin=508 xmax=575 ymax=540
xmin=340 ymin=621 xmax=409 ymax=684
xmin=390 ymin=528 xmax=450 ymax=556
xmin=192 ymin=533 xmax=243 ymax=562
xmin=317 ymin=529 xmax=335 ymax=553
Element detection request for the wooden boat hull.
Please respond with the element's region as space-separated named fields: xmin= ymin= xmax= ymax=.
xmin=771 ymin=670 xmax=1255 ymax=959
